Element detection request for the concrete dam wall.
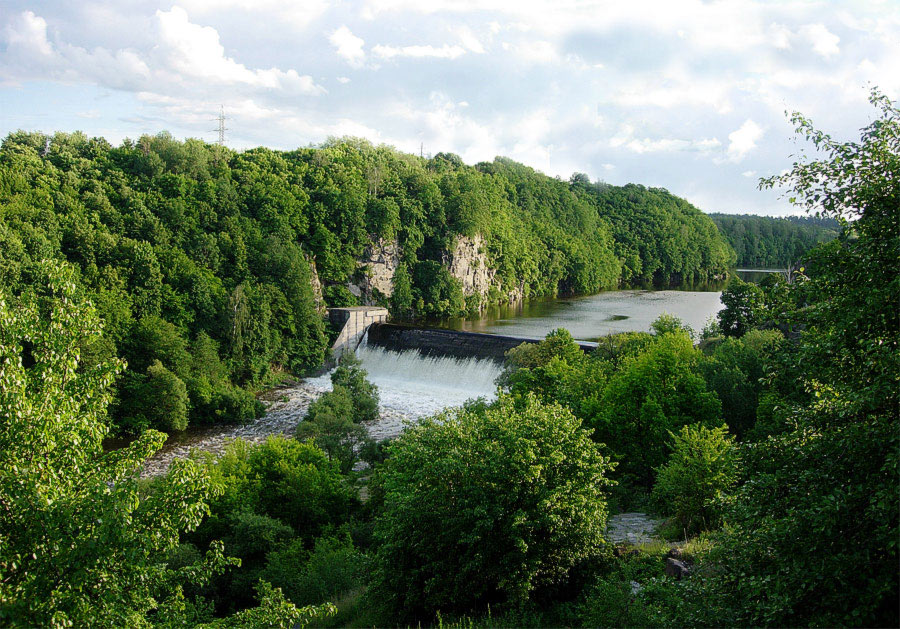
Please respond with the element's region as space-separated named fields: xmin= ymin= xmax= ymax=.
xmin=365 ymin=322 xmax=596 ymax=363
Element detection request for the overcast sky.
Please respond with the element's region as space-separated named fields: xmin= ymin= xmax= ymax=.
xmin=1 ymin=1 xmax=897 ymax=215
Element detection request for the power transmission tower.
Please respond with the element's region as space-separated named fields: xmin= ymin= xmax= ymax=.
xmin=213 ymin=105 xmax=227 ymax=146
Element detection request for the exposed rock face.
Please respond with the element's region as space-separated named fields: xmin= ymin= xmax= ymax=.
xmin=350 ymin=237 xmax=401 ymax=304
xmin=445 ymin=234 xmax=495 ymax=297
xmin=307 ymin=256 xmax=325 ymax=314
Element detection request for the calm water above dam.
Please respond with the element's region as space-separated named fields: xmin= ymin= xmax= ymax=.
xmin=437 ymin=289 xmax=725 ymax=342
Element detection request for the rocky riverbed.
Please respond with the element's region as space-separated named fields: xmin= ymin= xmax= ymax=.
xmin=141 ymin=380 xmax=414 ymax=477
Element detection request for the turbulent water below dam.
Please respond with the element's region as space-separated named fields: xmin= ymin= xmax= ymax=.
xmin=142 ymin=340 xmax=504 ymax=476
xmin=143 ymin=286 xmax=728 ymax=476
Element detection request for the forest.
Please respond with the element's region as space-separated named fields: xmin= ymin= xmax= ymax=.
xmin=0 ymin=132 xmax=732 ymax=436
xmin=0 ymin=92 xmax=896 ymax=627
xmin=710 ymin=212 xmax=840 ymax=268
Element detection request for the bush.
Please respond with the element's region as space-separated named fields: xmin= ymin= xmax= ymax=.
xmin=196 ymin=437 xmax=358 ymax=545
xmin=371 ymin=394 xmax=615 ymax=621
xmin=590 ymin=332 xmax=722 ymax=488
xmin=651 ymin=424 xmax=738 ymax=536
xmin=717 ymin=277 xmax=764 ymax=337
xmin=329 ymin=352 xmax=379 ymax=423
xmin=297 ymin=385 xmax=370 ymax=474
xmin=261 ymin=532 xmax=368 ymax=607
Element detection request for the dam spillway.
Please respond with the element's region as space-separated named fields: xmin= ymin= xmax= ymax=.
xmin=311 ymin=320 xmax=596 ymax=421
xmin=364 ymin=322 xmax=596 ymax=362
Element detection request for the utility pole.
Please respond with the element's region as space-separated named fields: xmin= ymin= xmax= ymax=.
xmin=420 ymin=142 xmax=424 ymax=158
xmin=213 ymin=105 xmax=227 ymax=146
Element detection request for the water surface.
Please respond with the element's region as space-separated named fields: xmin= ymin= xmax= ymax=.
xmin=437 ymin=289 xmax=725 ymax=342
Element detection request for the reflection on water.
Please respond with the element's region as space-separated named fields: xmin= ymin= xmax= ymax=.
xmin=435 ymin=289 xmax=726 ymax=342
xmin=736 ymin=268 xmax=781 ymax=283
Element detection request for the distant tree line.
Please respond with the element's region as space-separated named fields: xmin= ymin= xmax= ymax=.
xmin=0 ymin=132 xmax=733 ymax=435
xmin=710 ymin=212 xmax=839 ymax=268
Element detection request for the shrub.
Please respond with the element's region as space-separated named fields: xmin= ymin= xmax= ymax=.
xmin=329 ymin=352 xmax=379 ymax=423
xmin=297 ymin=385 xmax=370 ymax=474
xmin=590 ymin=332 xmax=722 ymax=488
xmin=371 ymin=394 xmax=615 ymax=621
xmin=651 ymin=424 xmax=738 ymax=536
xmin=261 ymin=532 xmax=368 ymax=607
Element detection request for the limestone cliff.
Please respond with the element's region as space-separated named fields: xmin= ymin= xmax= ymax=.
xmin=307 ymin=255 xmax=325 ymax=314
xmin=444 ymin=234 xmax=495 ymax=298
xmin=349 ymin=237 xmax=401 ymax=305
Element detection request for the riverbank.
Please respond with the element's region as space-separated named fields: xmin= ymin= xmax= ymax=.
xmin=141 ymin=378 xmax=415 ymax=477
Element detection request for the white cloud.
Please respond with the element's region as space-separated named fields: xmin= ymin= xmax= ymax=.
xmin=799 ymin=23 xmax=840 ymax=59
xmin=768 ymin=22 xmax=792 ymax=49
xmin=455 ymin=26 xmax=485 ymax=53
xmin=373 ymin=43 xmax=467 ymax=60
xmin=4 ymin=11 xmax=53 ymax=57
xmin=1 ymin=8 xmax=324 ymax=96
xmin=177 ymin=0 xmax=330 ymax=29
xmin=610 ymin=124 xmax=721 ymax=154
xmin=727 ymin=119 xmax=763 ymax=162
xmin=337 ymin=76 xmax=351 ymax=83
xmin=330 ymin=25 xmax=366 ymax=67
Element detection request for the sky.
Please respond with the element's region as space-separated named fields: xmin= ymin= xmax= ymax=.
xmin=1 ymin=1 xmax=897 ymax=215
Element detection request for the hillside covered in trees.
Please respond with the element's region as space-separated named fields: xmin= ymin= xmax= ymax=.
xmin=0 ymin=133 xmax=733 ymax=435
xmin=710 ymin=212 xmax=839 ymax=268
xmin=2 ymin=92 xmax=896 ymax=627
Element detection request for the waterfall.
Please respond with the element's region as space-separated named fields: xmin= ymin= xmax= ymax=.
xmin=306 ymin=331 xmax=504 ymax=418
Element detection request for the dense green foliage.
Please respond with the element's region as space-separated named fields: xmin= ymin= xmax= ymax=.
xmin=297 ymin=353 xmax=379 ymax=473
xmin=710 ymin=212 xmax=839 ymax=268
xmin=184 ymin=436 xmax=361 ymax=618
xmin=717 ymin=276 xmax=765 ymax=337
xmin=500 ymin=324 xmax=766 ymax=494
xmin=651 ymin=424 xmax=738 ymax=535
xmin=0 ymin=131 xmax=732 ymax=435
xmin=0 ymin=261 xmax=330 ymax=627
xmin=370 ymin=395 xmax=615 ymax=621
xmin=671 ymin=90 xmax=899 ymax=627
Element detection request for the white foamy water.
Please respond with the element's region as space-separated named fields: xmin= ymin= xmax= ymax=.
xmin=307 ymin=339 xmax=503 ymax=420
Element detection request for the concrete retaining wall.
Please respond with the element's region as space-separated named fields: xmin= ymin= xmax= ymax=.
xmin=329 ymin=307 xmax=389 ymax=358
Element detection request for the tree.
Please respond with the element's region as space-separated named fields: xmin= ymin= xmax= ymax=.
xmin=717 ymin=276 xmax=764 ymax=337
xmin=590 ymin=332 xmax=722 ymax=488
xmin=651 ymin=424 xmax=738 ymax=535
xmin=329 ymin=352 xmax=379 ymax=423
xmin=371 ymin=395 xmax=615 ymax=621
xmin=682 ymin=90 xmax=899 ymax=627
xmin=0 ymin=261 xmax=324 ymax=626
xmin=297 ymin=386 xmax=370 ymax=474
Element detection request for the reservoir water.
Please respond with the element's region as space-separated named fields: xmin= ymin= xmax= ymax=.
xmin=436 ymin=289 xmax=725 ymax=342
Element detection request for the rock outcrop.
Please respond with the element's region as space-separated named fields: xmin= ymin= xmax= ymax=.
xmin=349 ymin=237 xmax=401 ymax=304
xmin=444 ymin=234 xmax=495 ymax=297
xmin=307 ymin=255 xmax=325 ymax=314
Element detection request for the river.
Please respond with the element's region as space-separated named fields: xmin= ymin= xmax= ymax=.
xmin=142 ymin=282 xmax=740 ymax=476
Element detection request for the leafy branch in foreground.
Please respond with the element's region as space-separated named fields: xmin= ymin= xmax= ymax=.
xmin=0 ymin=260 xmax=330 ymax=627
